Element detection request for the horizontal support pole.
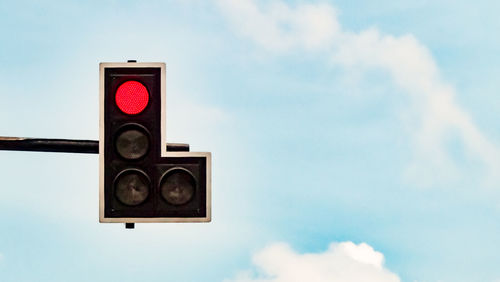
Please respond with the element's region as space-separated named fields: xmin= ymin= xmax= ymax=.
xmin=0 ymin=137 xmax=189 ymax=153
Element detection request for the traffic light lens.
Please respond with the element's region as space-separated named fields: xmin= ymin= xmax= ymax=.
xmin=115 ymin=126 xmax=150 ymax=160
xmin=160 ymin=168 xmax=196 ymax=205
xmin=114 ymin=169 xmax=150 ymax=206
xmin=115 ymin=81 xmax=149 ymax=115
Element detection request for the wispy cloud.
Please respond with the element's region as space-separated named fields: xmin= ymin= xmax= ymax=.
xmin=224 ymin=241 xmax=400 ymax=282
xmin=216 ymin=0 xmax=500 ymax=187
xmin=216 ymin=0 xmax=338 ymax=52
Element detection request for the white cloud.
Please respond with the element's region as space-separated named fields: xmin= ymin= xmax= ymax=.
xmin=217 ymin=0 xmax=339 ymax=52
xmin=216 ymin=0 xmax=500 ymax=187
xmin=224 ymin=241 xmax=400 ymax=282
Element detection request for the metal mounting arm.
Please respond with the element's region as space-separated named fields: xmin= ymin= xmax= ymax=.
xmin=0 ymin=136 xmax=189 ymax=153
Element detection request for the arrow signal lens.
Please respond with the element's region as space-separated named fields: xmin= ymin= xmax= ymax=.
xmin=160 ymin=168 xmax=196 ymax=205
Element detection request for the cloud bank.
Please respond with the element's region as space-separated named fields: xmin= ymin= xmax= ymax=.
xmin=225 ymin=241 xmax=400 ymax=282
xmin=217 ymin=0 xmax=500 ymax=187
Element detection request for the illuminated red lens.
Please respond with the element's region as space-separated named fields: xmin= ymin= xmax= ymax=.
xmin=115 ymin=81 xmax=149 ymax=115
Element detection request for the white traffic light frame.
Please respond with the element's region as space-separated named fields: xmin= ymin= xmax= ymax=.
xmin=99 ymin=62 xmax=211 ymax=223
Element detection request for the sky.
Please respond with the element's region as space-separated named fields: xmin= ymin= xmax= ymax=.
xmin=1 ymin=0 xmax=500 ymax=281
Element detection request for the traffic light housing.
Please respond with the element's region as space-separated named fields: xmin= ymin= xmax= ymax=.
xmin=99 ymin=62 xmax=211 ymax=223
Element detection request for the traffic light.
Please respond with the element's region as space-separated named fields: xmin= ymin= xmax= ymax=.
xmin=99 ymin=62 xmax=211 ymax=223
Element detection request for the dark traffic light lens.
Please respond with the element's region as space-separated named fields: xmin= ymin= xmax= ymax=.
xmin=115 ymin=81 xmax=149 ymax=115
xmin=114 ymin=169 xmax=150 ymax=206
xmin=160 ymin=168 xmax=196 ymax=205
xmin=115 ymin=125 xmax=150 ymax=160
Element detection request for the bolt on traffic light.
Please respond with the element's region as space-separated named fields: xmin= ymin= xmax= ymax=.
xmin=99 ymin=62 xmax=211 ymax=223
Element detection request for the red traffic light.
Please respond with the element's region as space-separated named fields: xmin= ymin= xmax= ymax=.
xmin=115 ymin=81 xmax=149 ymax=115
xmin=100 ymin=62 xmax=211 ymax=224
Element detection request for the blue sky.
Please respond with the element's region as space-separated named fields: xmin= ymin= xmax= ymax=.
xmin=1 ymin=0 xmax=500 ymax=281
